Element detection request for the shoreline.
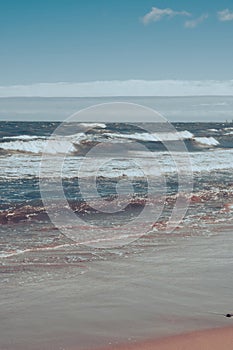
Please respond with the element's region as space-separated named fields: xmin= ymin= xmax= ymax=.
xmin=89 ymin=326 xmax=233 ymax=350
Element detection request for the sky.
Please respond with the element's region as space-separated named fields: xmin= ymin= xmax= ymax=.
xmin=0 ymin=0 xmax=233 ymax=96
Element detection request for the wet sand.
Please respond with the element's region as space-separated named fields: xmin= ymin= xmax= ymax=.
xmin=1 ymin=226 xmax=233 ymax=350
xmin=92 ymin=326 xmax=233 ymax=350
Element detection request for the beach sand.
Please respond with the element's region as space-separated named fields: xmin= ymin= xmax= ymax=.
xmin=91 ymin=326 xmax=233 ymax=350
xmin=1 ymin=226 xmax=233 ymax=350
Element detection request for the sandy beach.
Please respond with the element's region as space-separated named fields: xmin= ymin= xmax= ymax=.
xmin=93 ymin=326 xmax=233 ymax=350
xmin=1 ymin=226 xmax=233 ymax=350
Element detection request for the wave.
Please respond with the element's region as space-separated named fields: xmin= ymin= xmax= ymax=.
xmin=193 ymin=137 xmax=219 ymax=147
xmin=78 ymin=122 xmax=106 ymax=129
xmin=0 ymin=133 xmax=88 ymax=154
xmin=104 ymin=131 xmax=220 ymax=150
xmin=0 ymin=131 xmax=191 ymax=155
xmin=0 ymin=185 xmax=232 ymax=228
xmin=208 ymin=129 xmax=218 ymax=132
xmin=2 ymin=135 xmax=47 ymax=141
xmin=0 ymin=139 xmax=77 ymax=154
xmin=0 ymin=243 xmax=73 ymax=259
xmin=104 ymin=130 xmax=194 ymax=142
xmin=223 ymin=127 xmax=233 ymax=131
xmin=0 ymin=130 xmax=222 ymax=155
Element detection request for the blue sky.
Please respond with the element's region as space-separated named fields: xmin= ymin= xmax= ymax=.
xmin=0 ymin=0 xmax=233 ymax=85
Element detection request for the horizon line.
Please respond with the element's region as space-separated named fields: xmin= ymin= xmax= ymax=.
xmin=0 ymin=79 xmax=233 ymax=97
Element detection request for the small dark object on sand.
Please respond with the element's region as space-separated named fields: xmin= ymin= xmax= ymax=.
xmin=225 ymin=314 xmax=233 ymax=318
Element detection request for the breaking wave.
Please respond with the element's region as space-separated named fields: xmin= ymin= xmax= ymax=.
xmin=0 ymin=130 xmax=221 ymax=155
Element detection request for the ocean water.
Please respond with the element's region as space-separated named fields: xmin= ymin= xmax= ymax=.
xmin=1 ymin=118 xmax=233 ymax=349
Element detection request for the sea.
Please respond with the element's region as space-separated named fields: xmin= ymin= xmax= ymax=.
xmin=1 ymin=96 xmax=233 ymax=350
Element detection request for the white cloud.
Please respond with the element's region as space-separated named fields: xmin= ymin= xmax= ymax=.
xmin=1 ymin=80 xmax=233 ymax=97
xmin=142 ymin=7 xmax=191 ymax=25
xmin=184 ymin=14 xmax=208 ymax=28
xmin=217 ymin=9 xmax=233 ymax=21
